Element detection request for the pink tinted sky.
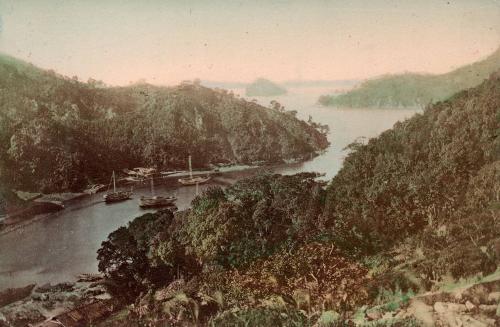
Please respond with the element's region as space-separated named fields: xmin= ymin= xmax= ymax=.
xmin=0 ymin=0 xmax=499 ymax=85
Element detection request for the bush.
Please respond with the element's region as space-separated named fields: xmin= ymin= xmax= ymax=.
xmin=97 ymin=210 xmax=179 ymax=302
xmin=208 ymin=307 xmax=307 ymax=327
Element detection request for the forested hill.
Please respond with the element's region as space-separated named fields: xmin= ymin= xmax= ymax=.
xmin=0 ymin=54 xmax=328 ymax=193
xmin=324 ymin=71 xmax=500 ymax=263
xmin=319 ymin=46 xmax=500 ymax=108
xmin=90 ymin=73 xmax=500 ymax=326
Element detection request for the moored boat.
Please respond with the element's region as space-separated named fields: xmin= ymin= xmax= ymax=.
xmin=139 ymin=177 xmax=177 ymax=208
xmin=178 ymin=155 xmax=211 ymax=186
xmin=160 ymin=170 xmax=183 ymax=177
xmin=104 ymin=191 xmax=133 ymax=203
xmin=85 ymin=184 xmax=106 ymax=194
xmin=104 ymin=171 xmax=133 ymax=203
xmin=133 ymin=167 xmax=156 ymax=177
xmin=178 ymin=175 xmax=211 ymax=186
xmin=120 ymin=176 xmax=146 ymax=183
xmin=139 ymin=195 xmax=177 ymax=208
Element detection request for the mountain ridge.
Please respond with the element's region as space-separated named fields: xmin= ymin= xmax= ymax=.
xmin=319 ymin=46 xmax=500 ymax=108
xmin=0 ymin=55 xmax=328 ymax=193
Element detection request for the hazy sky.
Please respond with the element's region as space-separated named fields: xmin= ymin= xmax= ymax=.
xmin=0 ymin=0 xmax=499 ymax=85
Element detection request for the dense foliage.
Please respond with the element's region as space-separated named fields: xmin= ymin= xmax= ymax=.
xmin=319 ymin=47 xmax=500 ymax=108
xmin=325 ymin=73 xmax=500 ymax=258
xmin=0 ymin=54 xmax=328 ymax=193
xmin=97 ymin=173 xmax=326 ymax=297
xmin=96 ymin=73 xmax=500 ymax=326
xmin=245 ymin=78 xmax=287 ymax=97
xmin=96 ymin=210 xmax=191 ymax=302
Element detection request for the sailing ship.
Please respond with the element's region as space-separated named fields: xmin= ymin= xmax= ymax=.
xmin=178 ymin=155 xmax=211 ymax=186
xmin=103 ymin=171 xmax=133 ymax=203
xmin=139 ymin=177 xmax=177 ymax=208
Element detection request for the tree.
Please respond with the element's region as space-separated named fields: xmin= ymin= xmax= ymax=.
xmin=270 ymin=100 xmax=285 ymax=112
xmin=97 ymin=226 xmax=149 ymax=302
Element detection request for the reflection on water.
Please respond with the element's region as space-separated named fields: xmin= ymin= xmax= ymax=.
xmin=0 ymin=87 xmax=421 ymax=288
xmin=245 ymin=87 xmax=421 ymax=180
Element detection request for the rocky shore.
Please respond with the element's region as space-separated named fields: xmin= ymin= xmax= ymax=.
xmin=0 ymin=278 xmax=109 ymax=326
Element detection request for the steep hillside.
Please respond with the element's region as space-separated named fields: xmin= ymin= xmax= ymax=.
xmin=0 ymin=54 xmax=328 ymax=193
xmin=319 ymin=47 xmax=500 ymax=108
xmin=324 ymin=72 xmax=500 ymax=276
xmin=88 ymin=74 xmax=500 ymax=327
xmin=245 ymin=78 xmax=287 ymax=96
xmin=4 ymin=59 xmax=500 ymax=327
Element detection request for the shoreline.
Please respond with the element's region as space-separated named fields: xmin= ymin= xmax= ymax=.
xmin=0 ymin=193 xmax=88 ymax=236
xmin=0 ymin=154 xmax=321 ymax=237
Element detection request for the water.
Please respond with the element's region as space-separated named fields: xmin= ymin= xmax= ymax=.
xmin=242 ymin=87 xmax=421 ymax=180
xmin=0 ymin=86 xmax=421 ymax=289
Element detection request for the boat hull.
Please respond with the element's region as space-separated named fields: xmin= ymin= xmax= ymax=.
xmin=139 ymin=196 xmax=177 ymax=208
xmin=178 ymin=176 xmax=211 ymax=186
xmin=104 ymin=191 xmax=133 ymax=203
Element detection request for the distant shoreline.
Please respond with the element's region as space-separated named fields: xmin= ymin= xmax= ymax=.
xmin=0 ymin=154 xmax=322 ymax=236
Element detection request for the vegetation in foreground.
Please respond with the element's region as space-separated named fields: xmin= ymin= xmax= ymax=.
xmin=92 ymin=74 xmax=500 ymax=326
xmin=318 ymin=46 xmax=500 ymax=108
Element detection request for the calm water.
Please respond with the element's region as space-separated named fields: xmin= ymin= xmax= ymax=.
xmin=0 ymin=87 xmax=420 ymax=288
xmin=248 ymin=87 xmax=421 ymax=180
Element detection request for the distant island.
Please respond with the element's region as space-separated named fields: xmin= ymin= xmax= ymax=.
xmin=0 ymin=54 xmax=328 ymax=194
xmin=245 ymin=78 xmax=287 ymax=96
xmin=319 ymin=46 xmax=500 ymax=108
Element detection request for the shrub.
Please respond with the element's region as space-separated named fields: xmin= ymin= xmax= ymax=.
xmin=208 ymin=307 xmax=308 ymax=327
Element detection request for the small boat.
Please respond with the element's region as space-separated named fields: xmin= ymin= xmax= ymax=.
xmin=139 ymin=195 xmax=177 ymax=208
xmin=139 ymin=177 xmax=177 ymax=208
xmin=178 ymin=175 xmax=211 ymax=186
xmin=160 ymin=170 xmax=182 ymax=177
xmin=104 ymin=191 xmax=133 ymax=203
xmin=120 ymin=176 xmax=145 ymax=183
xmin=104 ymin=171 xmax=133 ymax=203
xmin=85 ymin=184 xmax=106 ymax=195
xmin=133 ymin=167 xmax=156 ymax=177
xmin=178 ymin=155 xmax=211 ymax=186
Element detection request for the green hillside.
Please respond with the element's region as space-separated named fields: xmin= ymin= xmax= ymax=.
xmin=91 ymin=73 xmax=499 ymax=326
xmin=0 ymin=54 xmax=328 ymax=193
xmin=319 ymin=47 xmax=500 ymax=108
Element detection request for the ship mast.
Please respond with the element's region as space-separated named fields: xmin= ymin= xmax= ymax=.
xmin=188 ymin=155 xmax=193 ymax=179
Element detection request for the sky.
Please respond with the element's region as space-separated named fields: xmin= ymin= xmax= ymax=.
xmin=0 ymin=0 xmax=499 ymax=86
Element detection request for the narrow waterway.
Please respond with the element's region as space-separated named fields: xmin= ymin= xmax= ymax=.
xmin=0 ymin=87 xmax=421 ymax=288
